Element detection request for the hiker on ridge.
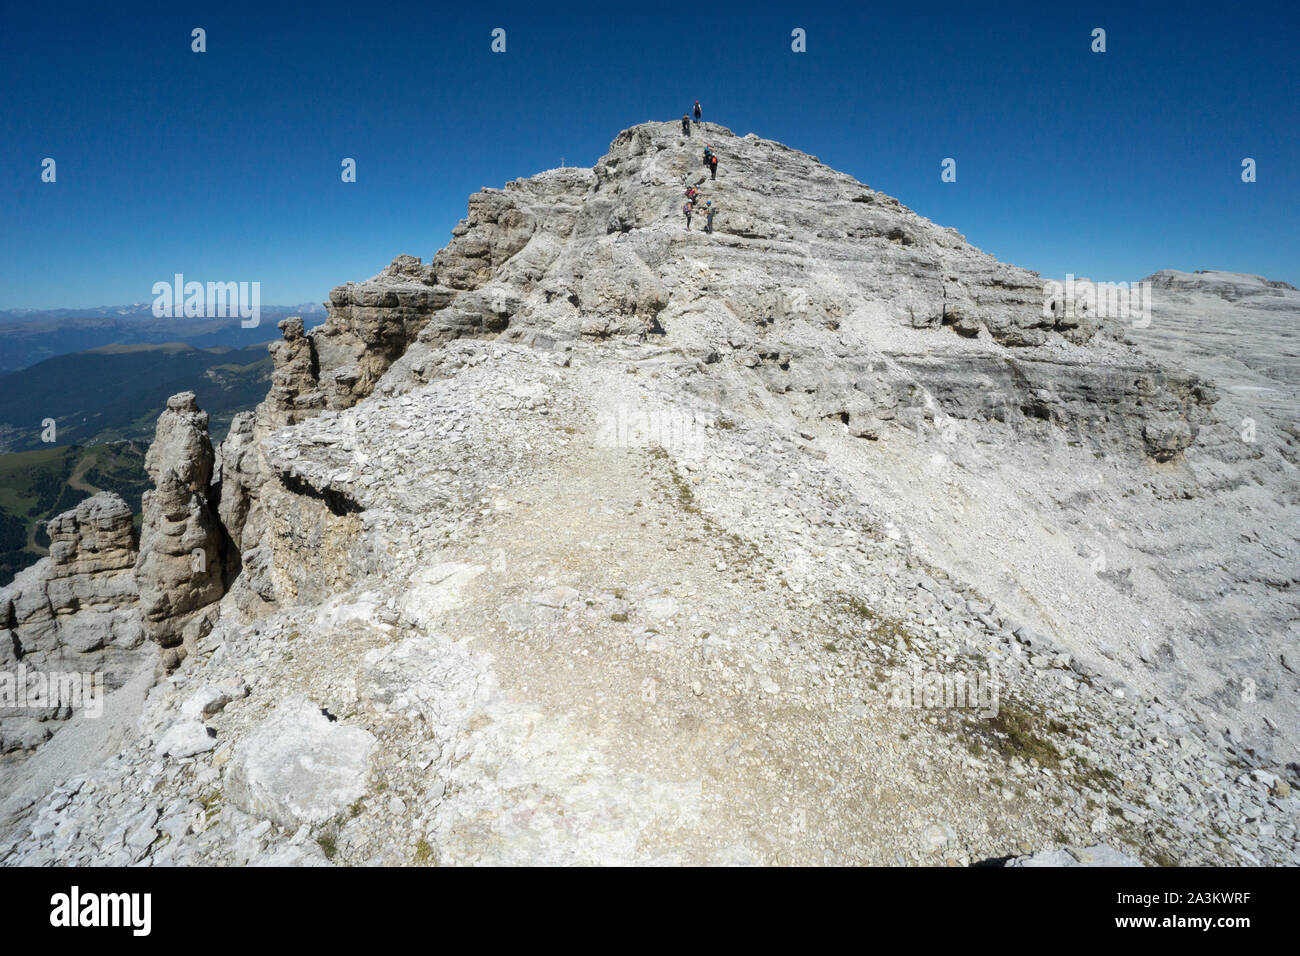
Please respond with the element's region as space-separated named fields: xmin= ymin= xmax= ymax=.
xmin=681 ymin=114 xmax=691 ymax=136
xmin=709 ymin=153 xmax=718 ymax=180
xmin=693 ymin=100 xmax=702 ymax=124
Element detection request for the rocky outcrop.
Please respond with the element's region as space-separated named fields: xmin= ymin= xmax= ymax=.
xmin=260 ymin=170 xmax=594 ymax=422
xmin=133 ymin=392 xmax=225 ymax=668
xmin=890 ymin=355 xmax=1218 ymax=463
xmin=312 ymin=256 xmax=456 ymax=411
xmin=2 ymin=391 xmax=241 ymax=725
xmin=0 ymin=493 xmax=146 ymax=752
xmin=259 ymin=316 xmax=323 ymax=428
xmin=0 ymin=492 xmax=141 ymax=662
xmin=0 ymin=385 xmax=242 ymax=751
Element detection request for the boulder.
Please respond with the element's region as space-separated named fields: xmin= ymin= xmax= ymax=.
xmin=225 ymin=697 xmax=376 ymax=828
xmin=155 ymin=719 xmax=217 ymax=758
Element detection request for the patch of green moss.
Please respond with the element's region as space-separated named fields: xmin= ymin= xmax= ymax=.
xmin=316 ymin=833 xmax=338 ymax=860
xmin=976 ymin=700 xmax=1063 ymax=770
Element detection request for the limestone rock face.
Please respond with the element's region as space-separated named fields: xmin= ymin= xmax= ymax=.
xmin=263 ymin=172 xmax=595 ymax=417
xmin=277 ymin=122 xmax=1206 ymax=466
xmin=5 ymin=121 xmax=1298 ymax=868
xmin=1 ymin=493 xmax=142 ymax=660
xmin=133 ymin=392 xmax=225 ymax=665
xmin=45 ymin=493 xmax=137 ymax=579
xmin=315 ymin=271 xmax=447 ymax=410
xmin=143 ymin=391 xmax=214 ymax=491
xmin=258 ymin=123 xmax=1207 ymax=468
xmin=260 ymin=316 xmax=323 ymax=427
xmin=0 ymin=492 xmax=146 ymax=753
xmin=213 ymin=409 xmax=284 ymax=615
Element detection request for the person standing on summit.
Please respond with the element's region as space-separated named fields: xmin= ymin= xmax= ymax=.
xmin=693 ymin=100 xmax=702 ymax=124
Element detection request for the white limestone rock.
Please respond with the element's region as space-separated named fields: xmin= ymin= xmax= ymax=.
xmin=225 ymin=697 xmax=376 ymax=828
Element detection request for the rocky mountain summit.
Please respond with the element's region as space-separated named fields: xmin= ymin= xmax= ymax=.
xmin=0 ymin=121 xmax=1295 ymax=866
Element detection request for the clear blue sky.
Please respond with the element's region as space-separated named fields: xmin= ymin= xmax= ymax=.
xmin=1 ymin=0 xmax=1296 ymax=309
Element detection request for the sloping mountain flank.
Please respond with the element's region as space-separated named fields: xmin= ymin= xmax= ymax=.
xmin=1 ymin=122 xmax=1295 ymax=867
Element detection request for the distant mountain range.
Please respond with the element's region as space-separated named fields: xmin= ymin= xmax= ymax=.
xmin=0 ymin=303 xmax=326 ymax=373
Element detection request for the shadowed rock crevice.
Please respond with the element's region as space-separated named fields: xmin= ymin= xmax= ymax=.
xmin=278 ymin=473 xmax=364 ymax=517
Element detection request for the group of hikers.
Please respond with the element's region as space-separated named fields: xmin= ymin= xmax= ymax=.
xmin=680 ymin=100 xmax=720 ymax=179
xmin=680 ymin=101 xmax=719 ymax=233
xmin=682 ymin=183 xmax=716 ymax=233
xmin=679 ymin=99 xmax=703 ymax=134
